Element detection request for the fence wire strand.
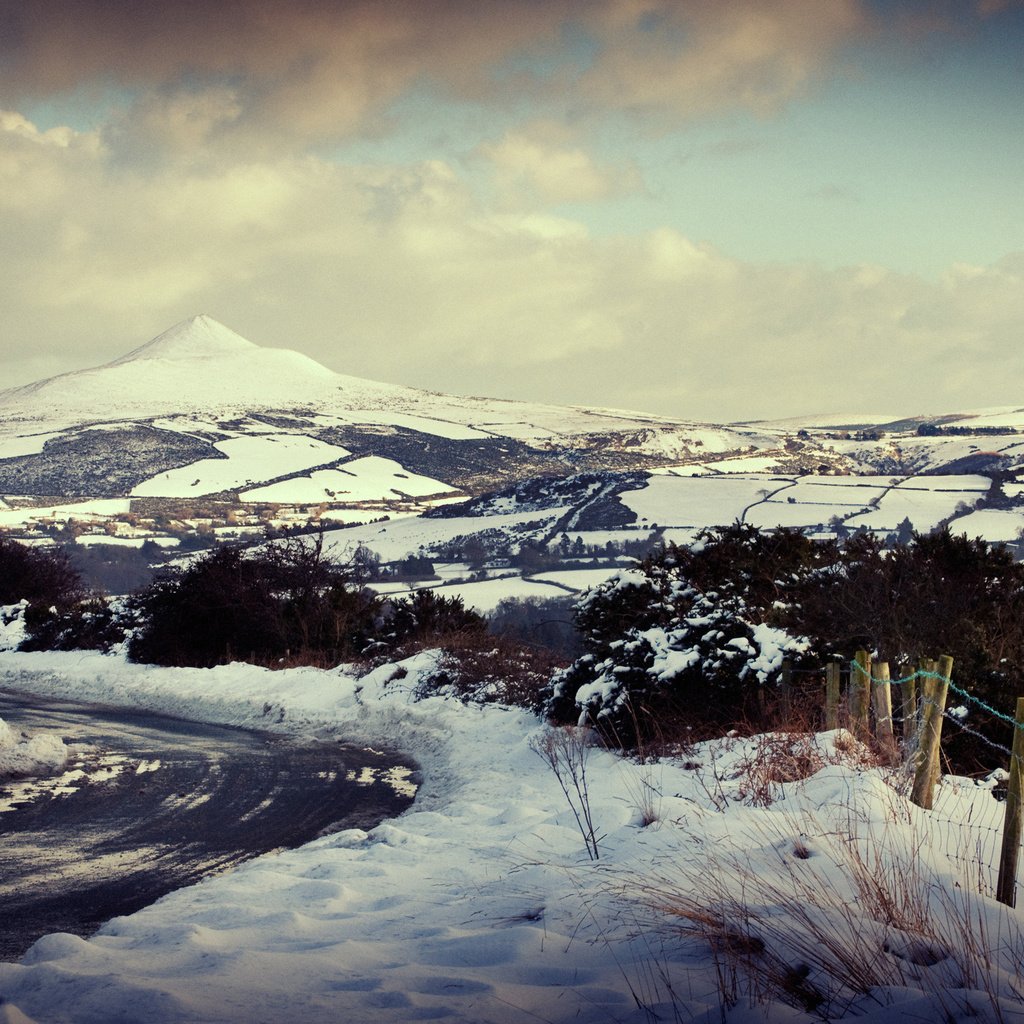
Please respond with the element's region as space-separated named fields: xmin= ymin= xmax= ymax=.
xmin=846 ymin=658 xmax=1024 ymax=763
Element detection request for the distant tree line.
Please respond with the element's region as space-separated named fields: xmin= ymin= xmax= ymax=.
xmin=917 ymin=423 xmax=1018 ymax=437
xmin=10 ymin=521 xmax=1024 ymax=768
xmin=430 ymin=532 xmax=661 ymax=576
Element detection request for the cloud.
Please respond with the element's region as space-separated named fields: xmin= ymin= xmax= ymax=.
xmin=0 ymin=1 xmax=569 ymax=152
xmin=575 ymin=0 xmax=869 ymax=123
xmin=1 ymin=1 xmax=879 ymax=154
xmin=477 ymin=122 xmax=642 ymax=205
xmin=2 ymin=110 xmax=1021 ymax=421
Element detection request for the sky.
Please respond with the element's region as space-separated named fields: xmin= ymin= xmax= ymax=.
xmin=1 ymin=0 xmax=1022 ymax=423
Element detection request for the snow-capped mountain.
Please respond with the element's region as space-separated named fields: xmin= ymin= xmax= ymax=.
xmin=1 ymin=315 xmax=415 ymax=423
xmin=0 ymin=315 xmax=785 ymax=499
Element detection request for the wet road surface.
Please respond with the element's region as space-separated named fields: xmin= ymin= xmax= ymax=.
xmin=0 ymin=690 xmax=419 ymax=960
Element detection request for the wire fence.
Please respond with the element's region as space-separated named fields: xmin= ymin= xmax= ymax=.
xmin=836 ymin=654 xmax=1024 ymax=906
xmin=847 ymin=658 xmax=1021 ymax=762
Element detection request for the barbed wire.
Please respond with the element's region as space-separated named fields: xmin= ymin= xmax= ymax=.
xmin=825 ymin=658 xmax=1021 ymax=765
xmin=847 ymin=658 xmax=1024 ymax=735
xmin=938 ymin=710 xmax=1015 ymax=760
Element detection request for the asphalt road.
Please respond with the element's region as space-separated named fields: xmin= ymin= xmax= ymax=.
xmin=0 ymin=690 xmax=419 ymax=960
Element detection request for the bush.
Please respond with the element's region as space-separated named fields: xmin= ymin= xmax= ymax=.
xmin=0 ymin=537 xmax=86 ymax=608
xmin=548 ymin=526 xmax=824 ymax=744
xmin=385 ymin=589 xmax=486 ymax=646
xmin=549 ymin=523 xmax=1024 ymax=758
xmin=401 ymin=631 xmax=563 ymax=712
xmin=20 ymin=597 xmax=124 ymax=653
xmin=126 ymin=538 xmax=381 ymax=668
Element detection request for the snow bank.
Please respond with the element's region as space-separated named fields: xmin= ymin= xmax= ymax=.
xmin=0 ymin=715 xmax=68 ymax=777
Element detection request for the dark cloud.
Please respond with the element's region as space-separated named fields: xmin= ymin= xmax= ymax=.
xmin=0 ymin=1 xmax=883 ymax=151
xmin=0 ymin=2 xmax=567 ymax=135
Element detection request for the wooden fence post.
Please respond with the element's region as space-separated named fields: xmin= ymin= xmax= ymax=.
xmin=825 ymin=662 xmax=841 ymax=730
xmin=852 ymin=649 xmax=872 ymax=740
xmin=780 ymin=660 xmax=793 ymax=723
xmin=996 ymin=697 xmax=1024 ymax=907
xmin=911 ymin=655 xmax=952 ymax=810
xmin=899 ymin=661 xmax=918 ymax=747
xmin=871 ymin=661 xmax=896 ymax=763
xmin=929 ymin=655 xmax=954 ymax=794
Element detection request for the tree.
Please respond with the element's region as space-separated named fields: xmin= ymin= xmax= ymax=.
xmin=792 ymin=526 xmax=1024 ymax=769
xmin=798 ymin=527 xmax=1024 ymax=696
xmin=0 ymin=537 xmax=122 ymax=652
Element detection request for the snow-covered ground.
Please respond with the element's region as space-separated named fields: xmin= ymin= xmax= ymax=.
xmin=621 ymin=475 xmax=795 ymax=527
xmin=320 ymin=506 xmax=572 ymax=563
xmin=131 ymin=435 xmax=353 ymax=498
xmin=0 ymin=642 xmax=1022 ymax=1024
xmin=846 ymin=477 xmax=989 ymax=533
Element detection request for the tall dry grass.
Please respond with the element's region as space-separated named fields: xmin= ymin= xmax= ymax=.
xmin=621 ymin=770 xmax=1024 ymax=1022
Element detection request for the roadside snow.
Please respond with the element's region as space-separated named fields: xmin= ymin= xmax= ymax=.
xmin=0 ymin=647 xmax=1021 ymax=1023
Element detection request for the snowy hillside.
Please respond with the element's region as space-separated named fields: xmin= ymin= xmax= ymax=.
xmin=0 ymin=316 xmax=781 ymax=509
xmin=0 ymin=315 xmax=766 ymax=448
xmin=0 ymin=649 xmax=1020 ymax=1024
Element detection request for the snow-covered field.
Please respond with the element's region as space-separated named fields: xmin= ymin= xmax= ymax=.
xmin=846 ymin=478 xmax=989 ymax=533
xmin=321 ymin=507 xmax=572 ymax=563
xmin=131 ymin=435 xmax=353 ymax=498
xmin=241 ymin=456 xmax=458 ymax=503
xmin=0 ymin=643 xmax=1022 ymax=1024
xmin=620 ymin=475 xmax=793 ymax=527
xmin=953 ymin=508 xmax=1024 ymax=544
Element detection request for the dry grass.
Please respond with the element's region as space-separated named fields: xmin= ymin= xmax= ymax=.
xmin=732 ymin=731 xmax=826 ymax=808
xmin=530 ymin=725 xmax=603 ymax=860
xmin=623 ymin=797 xmax=1024 ymax=1021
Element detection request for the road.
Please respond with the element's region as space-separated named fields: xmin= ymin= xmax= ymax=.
xmin=0 ymin=690 xmax=418 ymax=960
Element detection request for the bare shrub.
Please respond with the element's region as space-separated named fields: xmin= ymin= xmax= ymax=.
xmin=530 ymin=725 xmax=602 ymax=860
xmin=400 ymin=630 xmax=564 ymax=712
xmin=733 ymin=732 xmax=825 ymax=807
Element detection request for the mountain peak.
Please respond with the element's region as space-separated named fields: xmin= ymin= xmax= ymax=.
xmin=110 ymin=315 xmax=258 ymax=365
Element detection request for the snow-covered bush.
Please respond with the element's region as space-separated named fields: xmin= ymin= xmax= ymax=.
xmin=0 ymin=600 xmax=28 ymax=652
xmin=548 ymin=525 xmax=824 ymax=744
